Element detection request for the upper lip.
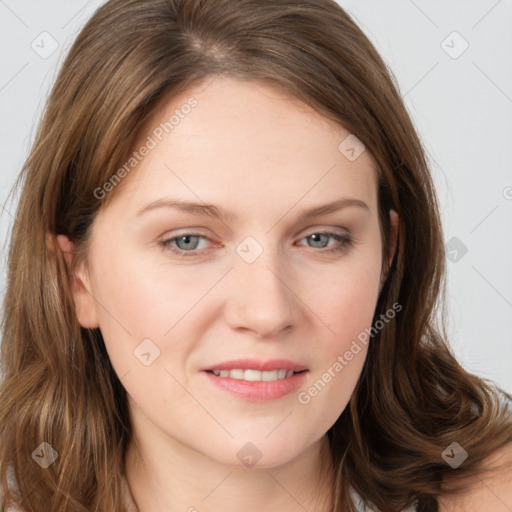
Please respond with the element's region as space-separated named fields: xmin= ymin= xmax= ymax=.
xmin=202 ymin=359 xmax=308 ymax=372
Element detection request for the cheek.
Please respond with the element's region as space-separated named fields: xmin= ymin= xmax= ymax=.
xmin=90 ymin=244 xmax=201 ymax=333
xmin=87 ymin=249 xmax=174 ymax=370
xmin=298 ymin=252 xmax=381 ymax=417
xmin=87 ymin=249 xmax=201 ymax=419
xmin=87 ymin=242 xmax=223 ymax=386
xmin=306 ymin=246 xmax=382 ymax=342
xmin=317 ymin=269 xmax=380 ymax=330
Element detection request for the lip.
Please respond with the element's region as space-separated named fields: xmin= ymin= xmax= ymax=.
xmin=202 ymin=369 xmax=308 ymax=401
xmin=202 ymin=358 xmax=308 ymax=372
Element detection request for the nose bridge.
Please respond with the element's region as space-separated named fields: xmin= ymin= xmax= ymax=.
xmin=224 ymin=235 xmax=301 ymax=337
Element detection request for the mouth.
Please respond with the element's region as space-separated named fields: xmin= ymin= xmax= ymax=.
xmin=202 ymin=360 xmax=309 ymax=401
xmin=205 ymin=368 xmax=307 ymax=382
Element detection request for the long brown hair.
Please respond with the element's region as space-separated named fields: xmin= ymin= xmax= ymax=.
xmin=1 ymin=0 xmax=511 ymax=511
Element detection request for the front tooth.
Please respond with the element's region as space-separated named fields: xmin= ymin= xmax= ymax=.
xmin=262 ymin=370 xmax=279 ymax=381
xmin=243 ymin=369 xmax=262 ymax=381
xmin=212 ymin=368 xmax=293 ymax=380
xmin=229 ymin=369 xmax=245 ymax=379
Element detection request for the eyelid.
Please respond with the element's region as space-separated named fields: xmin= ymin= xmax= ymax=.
xmin=300 ymin=226 xmax=350 ymax=237
xmin=159 ymin=225 xmax=350 ymax=242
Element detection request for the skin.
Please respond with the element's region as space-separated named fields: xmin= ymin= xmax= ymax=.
xmin=59 ymin=76 xmax=402 ymax=511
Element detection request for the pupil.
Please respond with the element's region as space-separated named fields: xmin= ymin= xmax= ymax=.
xmin=310 ymin=233 xmax=325 ymax=247
xmin=179 ymin=235 xmax=197 ymax=250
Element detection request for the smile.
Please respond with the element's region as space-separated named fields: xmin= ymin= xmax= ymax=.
xmin=203 ymin=369 xmax=308 ymax=401
xmin=208 ymin=369 xmax=302 ymax=381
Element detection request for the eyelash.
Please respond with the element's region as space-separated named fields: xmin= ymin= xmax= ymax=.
xmin=158 ymin=231 xmax=354 ymax=258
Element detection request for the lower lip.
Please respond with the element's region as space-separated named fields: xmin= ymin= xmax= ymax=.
xmin=202 ymin=370 xmax=308 ymax=401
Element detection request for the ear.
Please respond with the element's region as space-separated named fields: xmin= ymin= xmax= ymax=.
xmin=54 ymin=234 xmax=100 ymax=329
xmin=379 ymin=209 xmax=399 ymax=293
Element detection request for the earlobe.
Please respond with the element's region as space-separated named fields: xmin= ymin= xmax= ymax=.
xmin=379 ymin=209 xmax=399 ymax=292
xmin=53 ymin=234 xmax=100 ymax=329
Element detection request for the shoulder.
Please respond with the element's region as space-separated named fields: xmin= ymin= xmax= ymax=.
xmin=438 ymin=442 xmax=512 ymax=512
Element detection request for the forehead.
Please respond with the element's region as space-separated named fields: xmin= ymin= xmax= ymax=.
xmin=105 ymin=77 xmax=379 ymax=219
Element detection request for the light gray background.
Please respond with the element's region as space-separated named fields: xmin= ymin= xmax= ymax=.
xmin=1 ymin=1 xmax=511 ymax=393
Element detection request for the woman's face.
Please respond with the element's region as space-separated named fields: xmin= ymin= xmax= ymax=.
xmin=70 ymin=76 xmax=396 ymax=469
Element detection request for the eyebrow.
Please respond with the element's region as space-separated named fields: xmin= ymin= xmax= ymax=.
xmin=136 ymin=197 xmax=369 ymax=222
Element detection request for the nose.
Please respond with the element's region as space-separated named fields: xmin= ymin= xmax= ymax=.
xmin=223 ymin=246 xmax=303 ymax=339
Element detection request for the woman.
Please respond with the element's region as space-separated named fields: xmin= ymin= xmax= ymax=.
xmin=0 ymin=0 xmax=511 ymax=511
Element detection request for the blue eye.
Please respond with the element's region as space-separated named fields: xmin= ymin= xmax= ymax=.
xmin=159 ymin=231 xmax=353 ymax=257
xmin=171 ymin=234 xmax=203 ymax=251
xmin=159 ymin=234 xmax=207 ymax=256
xmin=301 ymin=232 xmax=352 ymax=250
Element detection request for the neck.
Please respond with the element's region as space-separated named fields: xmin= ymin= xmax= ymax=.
xmin=124 ymin=424 xmax=334 ymax=512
